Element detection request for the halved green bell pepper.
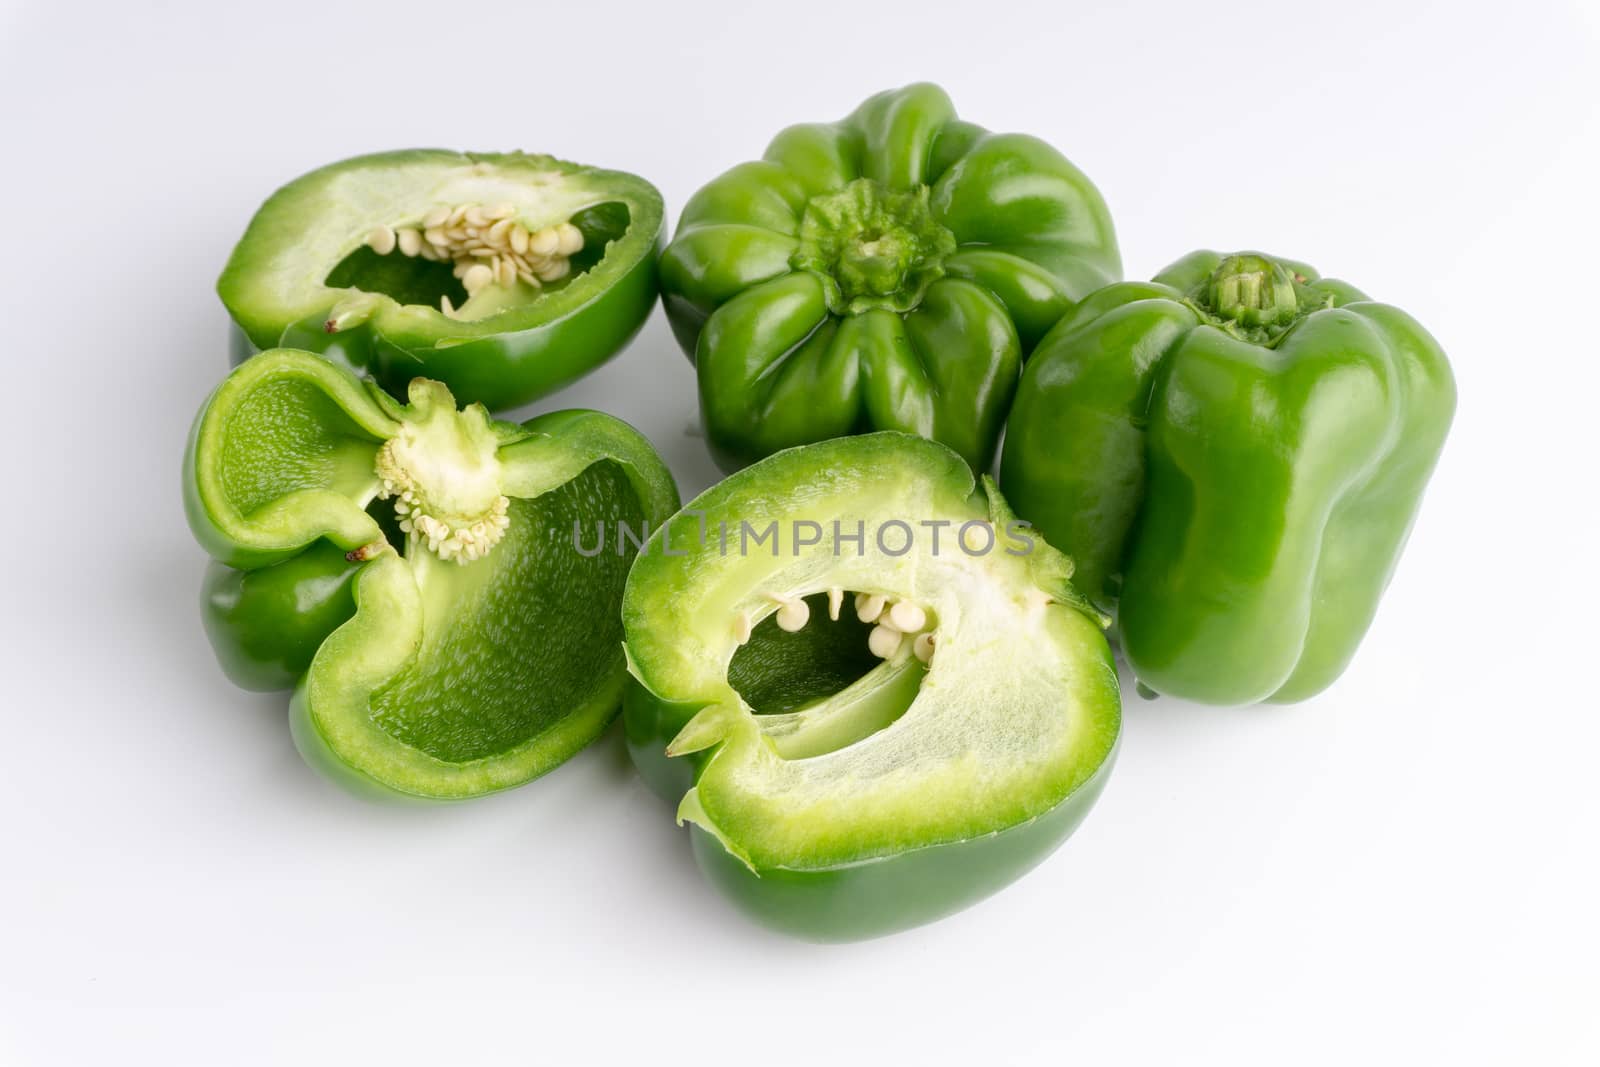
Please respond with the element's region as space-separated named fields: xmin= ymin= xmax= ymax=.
xmin=1001 ymin=251 xmax=1456 ymax=704
xmin=185 ymin=349 xmax=678 ymax=799
xmin=623 ymin=433 xmax=1120 ymax=940
xmin=659 ymin=84 xmax=1121 ymax=473
xmin=219 ymin=150 xmax=663 ymax=411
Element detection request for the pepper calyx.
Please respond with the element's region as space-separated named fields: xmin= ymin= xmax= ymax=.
xmin=1186 ymin=252 xmax=1336 ymax=344
xmin=791 ymin=179 xmax=957 ymax=316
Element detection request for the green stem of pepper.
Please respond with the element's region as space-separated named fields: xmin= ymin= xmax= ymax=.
xmin=1203 ymin=253 xmax=1301 ymax=329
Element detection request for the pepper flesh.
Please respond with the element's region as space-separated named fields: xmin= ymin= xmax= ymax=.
xmin=622 ymin=433 xmax=1119 ymax=939
xmin=659 ymin=83 xmax=1121 ymax=473
xmin=185 ymin=349 xmax=679 ymax=798
xmin=1000 ymin=250 xmax=1456 ymax=704
xmin=219 ymin=150 xmax=664 ymax=411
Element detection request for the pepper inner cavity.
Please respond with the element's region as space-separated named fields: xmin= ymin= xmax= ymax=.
xmin=726 ymin=589 xmax=936 ymax=759
xmin=367 ymin=203 xmax=584 ymax=316
xmin=727 ymin=588 xmax=940 ymax=714
xmin=324 ymin=202 xmax=586 ymax=320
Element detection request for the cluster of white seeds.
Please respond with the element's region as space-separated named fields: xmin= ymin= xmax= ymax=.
xmin=854 ymin=592 xmax=936 ymax=663
xmin=375 ymin=472 xmax=510 ymax=565
xmin=733 ymin=587 xmax=937 ymax=665
xmin=365 ymin=202 xmax=585 ymax=317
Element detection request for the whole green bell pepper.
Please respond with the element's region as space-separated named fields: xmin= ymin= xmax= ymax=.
xmin=1001 ymin=251 xmax=1456 ymax=704
xmin=623 ymin=433 xmax=1120 ymax=940
xmin=185 ymin=349 xmax=678 ymax=799
xmin=659 ymin=84 xmax=1121 ymax=473
xmin=219 ymin=150 xmax=663 ymax=411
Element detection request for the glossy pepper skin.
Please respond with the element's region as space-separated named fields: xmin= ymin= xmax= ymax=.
xmin=659 ymin=84 xmax=1121 ymax=473
xmin=1001 ymin=251 xmax=1456 ymax=704
xmin=623 ymin=433 xmax=1120 ymax=940
xmin=186 ymin=349 xmax=678 ymax=799
xmin=200 ymin=541 xmax=360 ymax=692
xmin=219 ymin=150 xmax=663 ymax=412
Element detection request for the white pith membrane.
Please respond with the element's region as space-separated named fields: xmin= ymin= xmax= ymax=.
xmin=372 ymin=380 xmax=509 ymax=564
xmin=363 ymin=202 xmax=584 ymax=318
xmin=704 ymin=545 xmax=1056 ymax=766
xmin=661 ymin=506 xmax=1107 ymax=867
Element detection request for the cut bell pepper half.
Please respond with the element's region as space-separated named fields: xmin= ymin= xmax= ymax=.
xmin=185 ymin=349 xmax=679 ymax=799
xmin=219 ymin=150 xmax=664 ymax=411
xmin=623 ymin=432 xmax=1120 ymax=939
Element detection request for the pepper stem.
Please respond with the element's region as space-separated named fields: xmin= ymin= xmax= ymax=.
xmin=1203 ymin=254 xmax=1301 ymax=330
xmin=838 ymin=232 xmax=910 ymax=298
xmin=791 ymin=179 xmax=956 ymax=316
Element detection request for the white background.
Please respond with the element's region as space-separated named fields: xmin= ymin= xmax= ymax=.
xmin=2 ymin=1 xmax=1596 ymax=1063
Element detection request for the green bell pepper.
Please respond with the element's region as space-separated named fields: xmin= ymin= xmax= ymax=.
xmin=185 ymin=349 xmax=678 ymax=799
xmin=623 ymin=433 xmax=1120 ymax=940
xmin=200 ymin=541 xmax=361 ymax=692
xmin=659 ymin=83 xmax=1121 ymax=473
xmin=219 ymin=150 xmax=663 ymax=411
xmin=1001 ymin=251 xmax=1456 ymax=704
